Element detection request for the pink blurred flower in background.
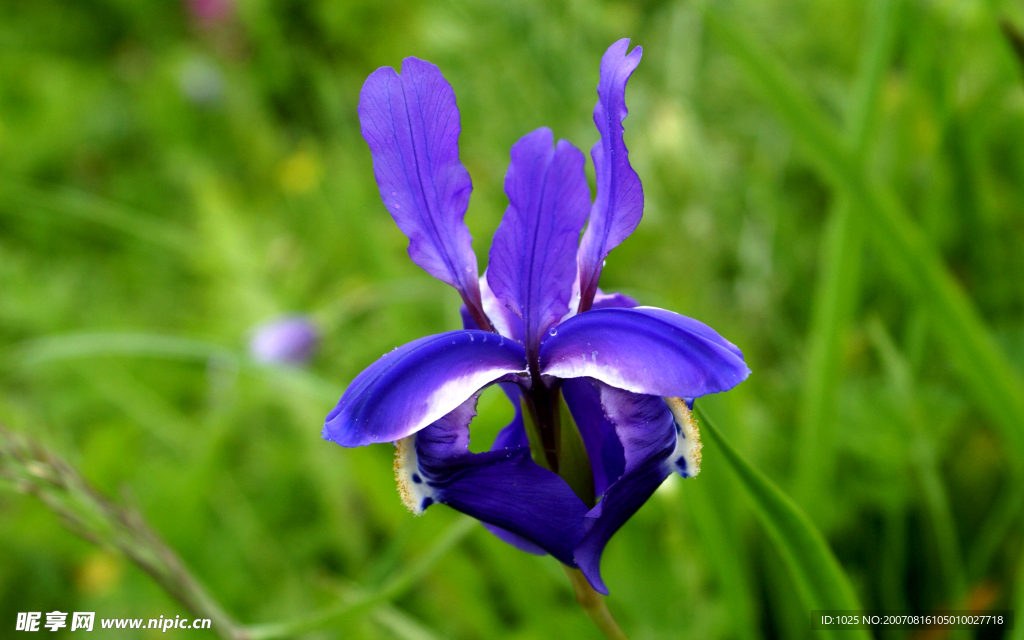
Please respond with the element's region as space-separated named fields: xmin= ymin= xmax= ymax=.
xmin=187 ymin=0 xmax=234 ymax=27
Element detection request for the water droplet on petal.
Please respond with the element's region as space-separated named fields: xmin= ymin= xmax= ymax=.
xmin=548 ymin=327 xmax=557 ymax=336
xmin=394 ymin=203 xmax=401 ymax=209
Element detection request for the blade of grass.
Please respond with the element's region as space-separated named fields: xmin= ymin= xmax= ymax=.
xmin=242 ymin=516 xmax=477 ymax=640
xmin=682 ymin=480 xmax=758 ymax=640
xmin=694 ymin=404 xmax=870 ymax=640
xmin=794 ymin=0 xmax=898 ymax=510
xmin=1014 ymin=555 xmax=1024 ymax=640
xmin=371 ymin=605 xmax=442 ymax=640
xmin=966 ymin=478 xmax=1024 ymax=578
xmin=0 ymin=181 xmax=193 ymax=254
xmin=0 ymin=424 xmax=476 ymax=640
xmin=0 ymin=425 xmax=243 ymax=640
xmin=74 ymin=361 xmax=193 ymax=452
xmin=703 ymin=5 xmax=1024 ymax=465
xmin=866 ymin=317 xmax=967 ymax=608
xmin=15 ymin=332 xmax=237 ymax=367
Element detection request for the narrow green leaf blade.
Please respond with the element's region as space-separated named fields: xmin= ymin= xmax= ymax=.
xmin=696 ymin=405 xmax=871 ymax=640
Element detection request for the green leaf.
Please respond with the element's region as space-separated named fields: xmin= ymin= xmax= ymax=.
xmin=695 ymin=405 xmax=871 ymax=640
xmin=793 ymin=0 xmax=898 ymax=509
xmin=703 ymin=4 xmax=1024 ymax=463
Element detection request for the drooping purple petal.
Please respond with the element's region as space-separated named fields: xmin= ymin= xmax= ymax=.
xmin=561 ymin=378 xmax=625 ymax=497
xmin=394 ymin=396 xmax=588 ymax=565
xmin=358 ymin=58 xmax=488 ymax=325
xmin=322 ymin=331 xmax=526 ymax=447
xmin=577 ymin=39 xmax=644 ymax=312
xmin=482 ymin=404 xmax=547 ymax=554
xmin=573 ymin=384 xmax=701 ymax=594
xmin=540 ymin=307 xmax=749 ymax=398
xmin=487 ymin=128 xmax=591 ymax=355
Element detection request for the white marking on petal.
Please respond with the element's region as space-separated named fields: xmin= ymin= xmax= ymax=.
xmin=423 ymin=367 xmax=523 ymax=430
xmin=664 ymin=398 xmax=702 ymax=478
xmin=394 ymin=436 xmax=437 ymax=515
xmin=480 ymin=271 xmax=519 ymax=339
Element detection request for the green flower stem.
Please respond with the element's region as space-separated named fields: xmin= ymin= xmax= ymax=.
xmin=563 ymin=567 xmax=630 ymax=640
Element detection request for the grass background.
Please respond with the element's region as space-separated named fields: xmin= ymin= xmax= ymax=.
xmin=2 ymin=0 xmax=1024 ymax=637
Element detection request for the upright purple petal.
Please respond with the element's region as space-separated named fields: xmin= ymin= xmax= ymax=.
xmin=394 ymin=396 xmax=588 ymax=565
xmin=540 ymin=307 xmax=750 ymax=399
xmin=487 ymin=128 xmax=591 ymax=355
xmin=358 ymin=59 xmax=488 ymax=325
xmin=577 ymin=39 xmax=644 ymax=312
xmin=573 ymin=385 xmax=702 ymax=593
xmin=322 ymin=331 xmax=526 ymax=447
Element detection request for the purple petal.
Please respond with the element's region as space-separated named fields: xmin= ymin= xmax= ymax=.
xmin=249 ymin=316 xmax=319 ymax=365
xmin=481 ymin=523 xmax=547 ymax=555
xmin=395 ymin=396 xmax=588 ymax=565
xmin=482 ymin=404 xmax=547 ymax=554
xmin=577 ymin=40 xmax=644 ymax=312
xmin=591 ymin=290 xmax=639 ymax=310
xmin=556 ymin=285 xmax=637 ymax=326
xmin=487 ymin=128 xmax=591 ymax=354
xmin=573 ymin=385 xmax=701 ymax=594
xmin=358 ymin=59 xmax=487 ymax=322
xmin=561 ymin=378 xmax=625 ymax=497
xmin=540 ymin=307 xmax=749 ymax=398
xmin=322 ymin=331 xmax=526 ymax=447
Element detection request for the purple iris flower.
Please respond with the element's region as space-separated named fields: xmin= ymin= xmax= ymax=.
xmin=323 ymin=39 xmax=749 ymax=594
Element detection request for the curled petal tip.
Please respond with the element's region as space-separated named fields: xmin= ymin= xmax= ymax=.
xmin=578 ymin=39 xmax=644 ymax=311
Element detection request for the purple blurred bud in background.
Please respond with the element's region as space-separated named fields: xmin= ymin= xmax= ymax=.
xmin=249 ymin=316 xmax=319 ymax=366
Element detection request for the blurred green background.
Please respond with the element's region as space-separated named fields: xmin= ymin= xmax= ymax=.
xmin=2 ymin=0 xmax=1024 ymax=638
